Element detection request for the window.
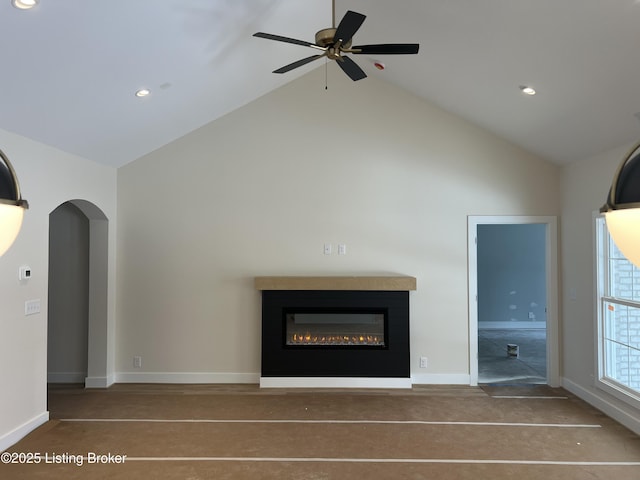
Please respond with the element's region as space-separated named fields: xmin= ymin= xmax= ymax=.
xmin=595 ymin=215 xmax=640 ymax=406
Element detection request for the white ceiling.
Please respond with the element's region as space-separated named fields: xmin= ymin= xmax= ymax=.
xmin=2 ymin=0 xmax=640 ymax=168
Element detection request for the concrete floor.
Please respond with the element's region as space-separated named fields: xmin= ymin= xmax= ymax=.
xmin=478 ymin=329 xmax=547 ymax=384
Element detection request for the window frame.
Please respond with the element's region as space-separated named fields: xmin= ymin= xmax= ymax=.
xmin=594 ymin=214 xmax=640 ymax=408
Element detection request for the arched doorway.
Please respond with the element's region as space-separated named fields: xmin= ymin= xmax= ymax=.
xmin=48 ymin=199 xmax=109 ymax=387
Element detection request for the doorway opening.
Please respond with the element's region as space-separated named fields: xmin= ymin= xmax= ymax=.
xmin=47 ymin=200 xmax=109 ymax=388
xmin=468 ymin=216 xmax=559 ymax=387
xmin=48 ymin=202 xmax=88 ymax=383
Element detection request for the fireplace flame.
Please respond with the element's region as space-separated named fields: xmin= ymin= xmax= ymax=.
xmin=288 ymin=333 xmax=384 ymax=346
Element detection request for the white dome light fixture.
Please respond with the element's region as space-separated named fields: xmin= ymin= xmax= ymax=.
xmin=601 ymin=140 xmax=640 ymax=267
xmin=0 ymin=149 xmax=29 ymax=257
xmin=12 ymin=0 xmax=39 ymax=10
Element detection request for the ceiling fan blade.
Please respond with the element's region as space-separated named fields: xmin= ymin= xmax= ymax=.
xmin=336 ymin=56 xmax=367 ymax=81
xmin=352 ymin=44 xmax=420 ymax=55
xmin=273 ymin=54 xmax=325 ymax=74
xmin=253 ymin=32 xmax=321 ymax=49
xmin=333 ymin=10 xmax=366 ymax=45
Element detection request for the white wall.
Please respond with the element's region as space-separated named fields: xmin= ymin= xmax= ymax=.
xmin=0 ymin=129 xmax=117 ymax=450
xmin=116 ymin=67 xmax=559 ymax=384
xmin=561 ymin=142 xmax=640 ymax=433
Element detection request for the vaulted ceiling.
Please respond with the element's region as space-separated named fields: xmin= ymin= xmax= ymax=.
xmin=2 ymin=0 xmax=640 ymax=167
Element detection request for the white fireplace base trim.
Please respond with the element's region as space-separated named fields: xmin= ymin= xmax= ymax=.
xmin=259 ymin=377 xmax=412 ymax=389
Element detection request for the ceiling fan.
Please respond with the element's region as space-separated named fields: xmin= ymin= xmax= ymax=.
xmin=253 ymin=1 xmax=419 ymax=81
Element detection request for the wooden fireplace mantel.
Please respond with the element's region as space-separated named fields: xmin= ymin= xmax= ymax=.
xmin=254 ymin=275 xmax=417 ymax=291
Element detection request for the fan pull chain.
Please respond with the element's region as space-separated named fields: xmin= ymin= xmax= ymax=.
xmin=325 ymin=58 xmax=328 ymax=90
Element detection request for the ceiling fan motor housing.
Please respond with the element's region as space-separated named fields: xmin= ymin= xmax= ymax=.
xmin=315 ymin=28 xmax=352 ymax=49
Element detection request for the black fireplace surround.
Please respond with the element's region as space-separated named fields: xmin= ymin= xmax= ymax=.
xmin=261 ymin=290 xmax=410 ymax=378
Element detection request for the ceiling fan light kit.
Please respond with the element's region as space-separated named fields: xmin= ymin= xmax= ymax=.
xmin=601 ymin=140 xmax=640 ymax=267
xmin=0 ymin=149 xmax=29 ymax=257
xmin=253 ymin=3 xmax=419 ymax=81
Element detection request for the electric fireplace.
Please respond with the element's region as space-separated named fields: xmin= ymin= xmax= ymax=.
xmin=256 ymin=276 xmax=416 ymax=387
xmin=285 ymin=309 xmax=386 ymax=347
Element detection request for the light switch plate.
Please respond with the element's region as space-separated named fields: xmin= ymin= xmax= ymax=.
xmin=25 ymin=299 xmax=41 ymax=316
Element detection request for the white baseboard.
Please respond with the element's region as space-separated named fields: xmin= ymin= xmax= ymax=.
xmin=113 ymin=371 xmax=470 ymax=388
xmin=48 ymin=373 xmax=116 ymax=388
xmin=85 ymin=374 xmax=116 ymax=389
xmin=411 ymin=373 xmax=470 ymax=385
xmin=562 ymin=377 xmax=640 ymax=436
xmin=260 ymin=377 xmax=412 ymax=389
xmin=0 ymin=411 xmax=49 ymax=452
xmin=115 ymin=372 xmax=260 ymax=384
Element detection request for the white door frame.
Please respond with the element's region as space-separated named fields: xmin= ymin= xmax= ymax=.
xmin=467 ymin=216 xmax=559 ymax=387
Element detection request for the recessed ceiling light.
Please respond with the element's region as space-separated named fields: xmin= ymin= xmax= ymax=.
xmin=519 ymin=85 xmax=536 ymax=96
xmin=135 ymin=89 xmax=150 ymax=98
xmin=12 ymin=0 xmax=39 ymax=9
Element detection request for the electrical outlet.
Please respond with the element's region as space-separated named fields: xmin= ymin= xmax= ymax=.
xmin=419 ymin=356 xmax=428 ymax=368
xmin=133 ymin=356 xmax=142 ymax=368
